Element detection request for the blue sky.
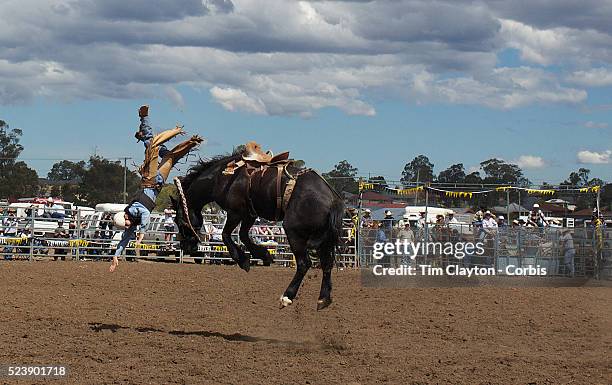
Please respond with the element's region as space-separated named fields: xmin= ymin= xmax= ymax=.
xmin=1 ymin=1 xmax=611 ymax=185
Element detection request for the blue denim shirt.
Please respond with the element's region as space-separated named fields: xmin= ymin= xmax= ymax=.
xmin=114 ymin=202 xmax=151 ymax=256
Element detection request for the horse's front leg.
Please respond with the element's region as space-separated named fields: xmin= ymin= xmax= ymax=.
xmin=222 ymin=213 xmax=251 ymax=272
xmin=239 ymin=217 xmax=274 ymax=266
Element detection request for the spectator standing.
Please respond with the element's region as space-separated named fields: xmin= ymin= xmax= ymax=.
xmin=361 ymin=209 xmax=373 ymax=228
xmin=2 ymin=209 xmax=18 ymax=260
xmin=529 ymin=203 xmax=548 ymax=227
xmin=445 ymin=211 xmax=458 ymax=225
xmin=398 ymin=221 xmax=415 ymax=265
xmin=163 ymin=208 xmax=175 ymax=247
xmin=481 ymin=211 xmax=498 ymax=243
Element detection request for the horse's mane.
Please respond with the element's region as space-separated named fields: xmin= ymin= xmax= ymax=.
xmin=181 ymin=150 xmax=243 ymax=190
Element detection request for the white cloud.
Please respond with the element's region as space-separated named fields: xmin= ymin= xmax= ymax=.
xmin=514 ymin=155 xmax=546 ymax=169
xmin=0 ymin=0 xmax=609 ymax=115
xmin=499 ymin=19 xmax=565 ymax=66
xmin=584 ymin=121 xmax=609 ymax=129
xmin=210 ymin=86 xmax=267 ymax=115
xmin=164 ymin=86 xmax=185 ymax=110
xmin=410 ymin=67 xmax=586 ymax=109
xmin=577 ymin=150 xmax=611 ymax=164
xmin=567 ymin=68 xmax=612 ymax=87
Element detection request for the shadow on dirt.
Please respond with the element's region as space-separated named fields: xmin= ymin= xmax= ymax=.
xmin=88 ymin=322 xmax=341 ymax=351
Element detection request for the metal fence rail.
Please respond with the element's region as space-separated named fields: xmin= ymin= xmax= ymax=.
xmin=2 ymin=203 xmax=609 ymax=277
xmin=0 ymin=205 xmax=358 ymax=268
xmin=358 ymin=223 xmax=611 ymax=278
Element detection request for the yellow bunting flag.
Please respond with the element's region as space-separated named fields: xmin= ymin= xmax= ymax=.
xmin=495 ymin=186 xmax=512 ymax=192
xmin=526 ymin=189 xmax=555 ymax=195
xmin=395 ymin=186 xmax=423 ymax=195
xmin=444 ymin=191 xmax=474 ymax=199
xmin=358 ymin=181 xmax=375 ymax=191
xmin=579 ymin=186 xmax=601 ymax=193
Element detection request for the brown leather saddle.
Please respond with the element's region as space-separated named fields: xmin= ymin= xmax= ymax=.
xmin=223 ymin=141 xmax=297 ymax=220
xmin=223 ymin=141 xmax=291 ymax=175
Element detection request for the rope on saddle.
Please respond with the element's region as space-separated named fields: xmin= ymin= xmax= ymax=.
xmin=173 ymin=177 xmax=204 ymax=241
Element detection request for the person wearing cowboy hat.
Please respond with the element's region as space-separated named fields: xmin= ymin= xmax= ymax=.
xmin=361 ymin=208 xmax=373 ymax=228
xmin=445 ymin=211 xmax=458 ymax=225
xmin=398 ymin=219 xmax=415 ymax=265
xmin=398 ymin=213 xmax=411 ymax=228
xmin=497 ymin=215 xmax=507 ymax=228
xmin=481 ymin=210 xmax=498 ymax=237
xmin=529 ymin=203 xmax=548 ymax=227
xmin=382 ymin=210 xmax=394 ymax=228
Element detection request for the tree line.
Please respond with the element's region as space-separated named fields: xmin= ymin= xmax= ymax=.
xmin=1 ymin=118 xmax=609 ymax=211
xmin=0 ymin=119 xmax=141 ymax=207
xmin=322 ymin=156 xmax=610 ymax=210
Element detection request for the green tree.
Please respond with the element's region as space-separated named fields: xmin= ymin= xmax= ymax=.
xmin=401 ymin=155 xmax=434 ymax=184
xmin=78 ymin=156 xmax=140 ymax=206
xmin=0 ymin=120 xmax=39 ymax=199
xmin=154 ymin=185 xmax=178 ymax=212
xmin=464 ymin=171 xmax=483 ymax=185
xmin=48 ymin=160 xmax=86 ymax=181
xmin=479 ymin=158 xmax=529 ymax=185
xmin=323 ymin=160 xmax=359 ymax=194
xmin=437 ymin=163 xmax=466 ymax=184
xmin=7 ymin=161 xmax=39 ymax=197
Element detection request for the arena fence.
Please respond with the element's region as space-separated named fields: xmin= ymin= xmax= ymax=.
xmin=0 ymin=205 xmax=358 ymax=268
xmin=358 ymin=223 xmax=611 ymax=279
xmin=1 ymin=204 xmax=609 ymax=277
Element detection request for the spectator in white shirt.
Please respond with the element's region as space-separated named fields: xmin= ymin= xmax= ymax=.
xmin=482 ymin=211 xmax=498 ymax=237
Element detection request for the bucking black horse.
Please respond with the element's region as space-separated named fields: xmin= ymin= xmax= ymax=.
xmin=171 ymin=149 xmax=344 ymax=310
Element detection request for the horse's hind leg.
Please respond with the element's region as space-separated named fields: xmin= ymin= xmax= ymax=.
xmin=222 ymin=213 xmax=250 ymax=272
xmin=239 ymin=217 xmax=274 ymax=266
xmin=280 ymin=231 xmax=311 ymax=308
xmin=316 ymin=249 xmax=334 ymax=310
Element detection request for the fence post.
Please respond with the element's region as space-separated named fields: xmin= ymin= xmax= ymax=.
xmin=354 ymin=227 xmax=358 ymax=268
xmin=29 ymin=207 xmax=35 ymax=262
xmin=75 ymin=208 xmax=80 ymax=262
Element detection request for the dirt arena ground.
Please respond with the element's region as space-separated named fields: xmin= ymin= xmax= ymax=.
xmin=0 ymin=261 xmax=610 ymax=385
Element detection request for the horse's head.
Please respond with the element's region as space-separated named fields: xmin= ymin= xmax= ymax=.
xmin=170 ymin=194 xmax=200 ymax=254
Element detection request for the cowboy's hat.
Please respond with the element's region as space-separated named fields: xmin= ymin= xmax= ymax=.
xmin=113 ymin=212 xmax=127 ymax=229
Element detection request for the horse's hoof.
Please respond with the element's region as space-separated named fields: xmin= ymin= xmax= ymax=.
xmin=316 ymin=297 xmax=332 ymax=311
xmin=279 ymin=296 xmax=293 ymax=308
xmin=238 ymin=260 xmax=250 ymax=272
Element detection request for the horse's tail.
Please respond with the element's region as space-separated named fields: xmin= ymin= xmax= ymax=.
xmin=323 ymin=198 xmax=345 ymax=265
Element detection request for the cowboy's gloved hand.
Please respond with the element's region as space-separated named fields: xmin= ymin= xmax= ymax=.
xmin=139 ymin=105 xmax=149 ymax=117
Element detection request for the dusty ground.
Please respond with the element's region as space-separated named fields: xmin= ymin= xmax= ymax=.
xmin=0 ymin=261 xmax=610 ymax=385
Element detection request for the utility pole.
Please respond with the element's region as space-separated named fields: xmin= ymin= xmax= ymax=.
xmin=414 ymin=169 xmax=420 ymax=206
xmin=121 ymin=157 xmax=132 ymax=204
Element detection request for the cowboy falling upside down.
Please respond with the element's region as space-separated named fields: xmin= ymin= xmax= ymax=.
xmin=109 ymin=105 xmax=203 ymax=272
